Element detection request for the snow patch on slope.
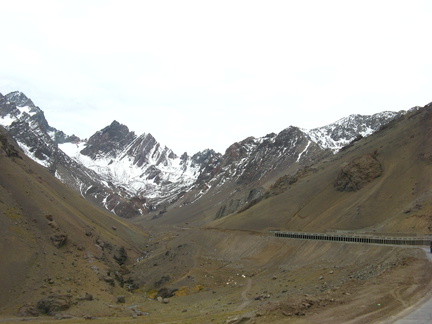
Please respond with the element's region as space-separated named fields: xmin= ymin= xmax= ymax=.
xmin=17 ymin=140 xmax=51 ymax=168
xmin=0 ymin=114 xmax=14 ymax=127
xmin=59 ymin=141 xmax=201 ymax=198
xmin=296 ymin=141 xmax=310 ymax=162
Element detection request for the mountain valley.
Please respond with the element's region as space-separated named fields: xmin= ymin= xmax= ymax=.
xmin=1 ymin=91 xmax=432 ymax=323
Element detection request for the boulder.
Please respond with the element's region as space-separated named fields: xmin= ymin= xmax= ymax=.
xmin=47 ymin=220 xmax=59 ymax=230
xmin=104 ymin=276 xmax=115 ymax=286
xmin=17 ymin=304 xmax=39 ymax=317
xmin=156 ymin=287 xmax=178 ymax=299
xmin=50 ymin=234 xmax=67 ymax=248
xmin=36 ymin=294 xmax=71 ymax=315
xmin=77 ymin=292 xmax=93 ymax=301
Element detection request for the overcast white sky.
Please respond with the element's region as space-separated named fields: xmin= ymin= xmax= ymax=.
xmin=1 ymin=1 xmax=431 ymax=154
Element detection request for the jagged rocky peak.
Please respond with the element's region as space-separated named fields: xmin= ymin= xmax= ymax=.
xmin=262 ymin=132 xmax=277 ymax=141
xmin=191 ymin=149 xmax=221 ymax=166
xmin=0 ymin=91 xmax=79 ymax=145
xmin=5 ymin=91 xmax=35 ymax=108
xmin=224 ymin=136 xmax=257 ymax=162
xmin=127 ymin=132 xmax=177 ymax=167
xmin=223 ymin=126 xmax=305 ymax=164
xmin=55 ymin=132 xmax=80 ymax=145
xmin=0 ymin=91 xmax=78 ymax=170
xmin=180 ymin=152 xmax=189 ymax=163
xmin=80 ymin=120 xmax=136 ymax=159
xmin=1 ymin=91 xmax=42 ymax=121
xmin=191 ymin=149 xmax=222 ymax=180
xmin=177 ymin=149 xmax=222 ymax=169
xmin=273 ymin=126 xmax=305 ymax=146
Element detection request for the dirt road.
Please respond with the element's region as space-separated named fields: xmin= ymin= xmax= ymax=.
xmin=389 ymin=248 xmax=432 ymax=324
xmin=236 ymin=277 xmax=253 ymax=311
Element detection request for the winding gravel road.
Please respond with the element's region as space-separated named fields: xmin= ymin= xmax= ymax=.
xmin=390 ymin=248 xmax=432 ymax=324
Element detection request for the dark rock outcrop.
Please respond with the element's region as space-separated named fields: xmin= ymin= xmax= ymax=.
xmin=80 ymin=121 xmax=136 ymax=159
xmin=156 ymin=287 xmax=178 ymax=299
xmin=0 ymin=130 xmax=22 ymax=159
xmin=36 ymin=294 xmax=71 ymax=315
xmin=113 ymin=246 xmax=128 ymax=265
xmin=17 ymin=304 xmax=39 ymax=317
xmin=50 ymin=233 xmax=67 ymax=248
xmin=334 ymin=153 xmax=383 ymax=192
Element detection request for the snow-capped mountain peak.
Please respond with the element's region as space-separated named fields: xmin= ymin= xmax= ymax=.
xmin=5 ymin=91 xmax=36 ymax=108
xmin=0 ymin=90 xmax=407 ymax=218
xmin=306 ymin=111 xmax=402 ymax=152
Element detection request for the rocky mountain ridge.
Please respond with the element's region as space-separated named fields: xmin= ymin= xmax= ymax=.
xmin=60 ymin=121 xmax=222 ymax=211
xmin=0 ymin=92 xmax=78 ymax=168
xmin=0 ymin=91 xmax=405 ymax=218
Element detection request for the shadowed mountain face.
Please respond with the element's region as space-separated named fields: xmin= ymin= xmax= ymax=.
xmin=1 ymin=91 xmax=432 ymax=322
xmin=80 ymin=120 xmax=137 ymax=159
xmin=0 ymin=91 xmax=404 ymax=219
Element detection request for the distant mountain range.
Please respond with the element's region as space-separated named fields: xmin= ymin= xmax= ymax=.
xmin=0 ymin=91 xmax=407 ymax=218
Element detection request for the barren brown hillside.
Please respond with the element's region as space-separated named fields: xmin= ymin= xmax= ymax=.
xmin=0 ymin=127 xmax=150 ymax=319
xmin=209 ymin=106 xmax=432 ymax=234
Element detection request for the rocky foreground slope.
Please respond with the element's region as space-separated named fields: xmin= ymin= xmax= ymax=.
xmin=0 ymin=125 xmax=149 ymax=318
xmin=0 ymin=91 xmax=405 ymax=219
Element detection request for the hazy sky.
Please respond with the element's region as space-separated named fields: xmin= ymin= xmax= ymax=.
xmin=1 ymin=1 xmax=431 ymax=154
